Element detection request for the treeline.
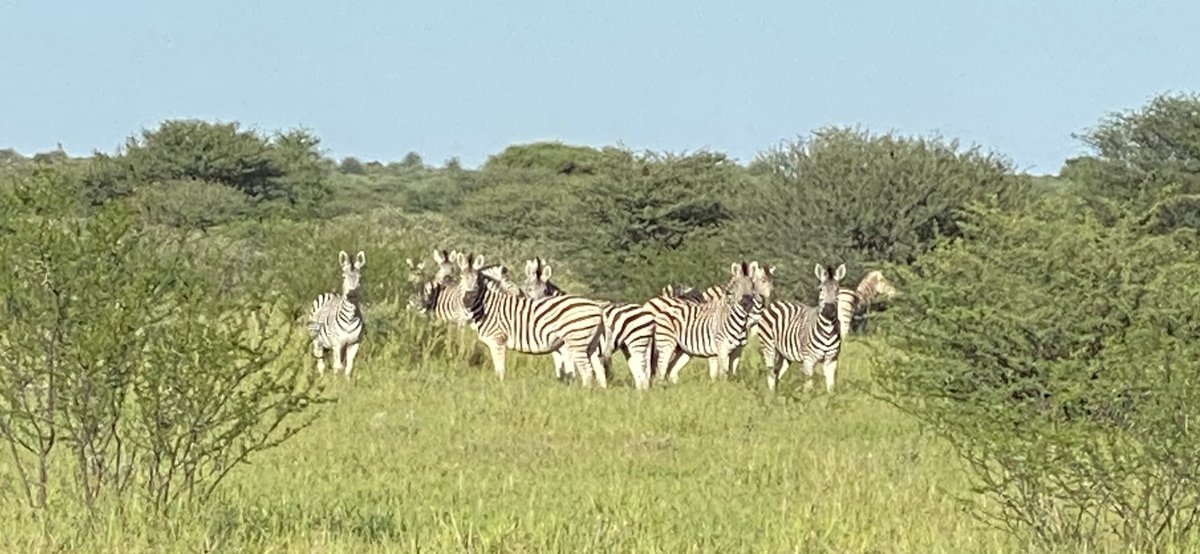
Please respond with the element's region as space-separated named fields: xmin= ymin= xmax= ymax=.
xmin=4 ymin=92 xmax=1200 ymax=550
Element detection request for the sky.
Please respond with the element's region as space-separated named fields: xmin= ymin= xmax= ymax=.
xmin=1 ymin=0 xmax=1198 ymax=175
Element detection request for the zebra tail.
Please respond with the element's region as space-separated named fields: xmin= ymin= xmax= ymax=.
xmin=586 ymin=322 xmax=614 ymax=366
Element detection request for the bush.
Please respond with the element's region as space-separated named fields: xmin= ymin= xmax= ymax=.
xmin=339 ymin=157 xmax=367 ymax=175
xmin=0 ymin=167 xmax=327 ymax=519
xmin=483 ymin=142 xmax=633 ymax=175
xmin=877 ymin=199 xmax=1200 ymax=550
xmin=736 ymin=127 xmax=1029 ymax=298
xmin=1065 ymin=92 xmax=1200 ymax=233
xmin=134 ymin=179 xmax=251 ymax=230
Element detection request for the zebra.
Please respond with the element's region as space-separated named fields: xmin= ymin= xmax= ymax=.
xmin=520 ymin=257 xmax=654 ymax=390
xmin=645 ymin=261 xmax=773 ymax=384
xmin=308 ymin=250 xmax=366 ymax=378
xmin=407 ymin=248 xmax=520 ymax=324
xmin=836 ymin=270 xmax=898 ymax=338
xmin=759 ymin=263 xmax=847 ymax=393
xmin=455 ymin=252 xmax=608 ymax=386
xmin=652 ymin=266 xmax=774 ymax=379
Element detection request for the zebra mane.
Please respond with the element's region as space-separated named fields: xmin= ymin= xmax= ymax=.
xmin=476 ymin=264 xmax=522 ymax=296
xmin=539 ymin=279 xmax=566 ymax=297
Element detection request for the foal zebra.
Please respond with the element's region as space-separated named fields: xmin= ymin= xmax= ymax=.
xmin=759 ymin=263 xmax=847 ymax=393
xmin=646 ymin=261 xmax=773 ymax=383
xmin=456 ymin=252 xmax=608 ymax=386
xmin=308 ymin=250 xmax=367 ymax=377
xmin=520 ymin=258 xmax=654 ymax=390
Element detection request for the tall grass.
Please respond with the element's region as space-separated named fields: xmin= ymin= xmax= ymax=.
xmin=0 ymin=314 xmax=1015 ymax=552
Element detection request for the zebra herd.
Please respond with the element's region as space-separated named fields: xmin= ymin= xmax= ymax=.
xmin=307 ymin=248 xmax=897 ymax=391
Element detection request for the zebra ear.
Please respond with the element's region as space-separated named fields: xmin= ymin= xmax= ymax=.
xmin=541 ymin=264 xmax=552 ymax=281
xmin=472 ymin=255 xmax=486 ymax=271
xmin=730 ymin=262 xmax=741 ymax=276
xmin=339 ymin=250 xmax=350 ymax=268
xmin=456 ymin=253 xmax=471 ymax=270
xmin=355 ymin=251 xmax=366 ymax=269
xmin=433 ymin=249 xmax=446 ymax=264
xmin=766 ymin=265 xmax=776 ymax=278
xmin=834 ymin=263 xmax=846 ymax=281
xmin=748 ymin=261 xmax=760 ymax=276
xmin=814 ymin=264 xmax=824 ymax=281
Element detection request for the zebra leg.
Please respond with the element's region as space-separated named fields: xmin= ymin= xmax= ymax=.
xmin=766 ymin=350 xmax=785 ymax=391
xmin=331 ymin=342 xmax=346 ymax=375
xmin=312 ymin=340 xmax=326 ymax=375
xmin=588 ymin=348 xmax=608 ymax=389
xmin=627 ymin=340 xmax=652 ymax=390
xmin=823 ymin=358 xmax=839 ymax=393
xmin=653 ymin=329 xmax=678 ymax=384
xmin=485 ymin=340 xmax=508 ymax=381
xmin=707 ymin=357 xmax=721 ymax=380
xmin=344 ymin=342 xmax=361 ymax=379
xmin=666 ymin=352 xmax=690 ymax=384
xmin=551 ymin=349 xmax=569 ymax=382
xmin=802 ymin=359 xmax=816 ymax=392
xmin=729 ymin=345 xmax=745 ymax=377
xmin=577 ymin=351 xmax=595 ymax=388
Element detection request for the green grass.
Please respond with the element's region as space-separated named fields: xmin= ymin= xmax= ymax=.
xmin=0 ymin=333 xmax=1014 ymax=553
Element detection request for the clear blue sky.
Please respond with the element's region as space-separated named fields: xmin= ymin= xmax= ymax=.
xmin=2 ymin=0 xmax=1197 ymax=175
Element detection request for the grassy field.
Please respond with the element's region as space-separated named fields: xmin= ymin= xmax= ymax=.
xmin=0 ymin=330 xmax=1015 ymax=553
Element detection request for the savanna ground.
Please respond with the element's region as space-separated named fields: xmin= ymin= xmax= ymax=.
xmin=0 ymin=330 xmax=1011 ymax=553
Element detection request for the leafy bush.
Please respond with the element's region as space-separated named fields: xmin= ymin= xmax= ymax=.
xmin=133 ymin=178 xmax=251 ymax=230
xmin=1065 ymin=92 xmax=1200 ymax=233
xmin=877 ymin=199 xmax=1200 ymax=550
xmin=737 ymin=127 xmax=1029 ymax=298
xmin=0 ymin=167 xmax=327 ymax=518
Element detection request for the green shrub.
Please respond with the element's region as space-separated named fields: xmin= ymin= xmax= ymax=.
xmin=0 ymin=167 xmax=327 ymax=519
xmin=877 ymin=199 xmax=1200 ymax=550
xmin=736 ymin=127 xmax=1029 ymax=299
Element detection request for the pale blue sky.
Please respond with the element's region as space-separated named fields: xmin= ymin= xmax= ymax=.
xmin=1 ymin=1 xmax=1197 ymax=174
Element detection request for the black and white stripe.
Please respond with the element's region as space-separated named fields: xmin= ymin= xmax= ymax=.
xmin=521 ymin=258 xmax=654 ymax=390
xmin=456 ymin=252 xmax=608 ymax=386
xmin=760 ymin=263 xmax=847 ymax=393
xmin=645 ymin=261 xmax=772 ymax=383
xmin=308 ymin=250 xmax=366 ymax=377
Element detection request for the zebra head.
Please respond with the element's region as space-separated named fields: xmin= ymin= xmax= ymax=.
xmin=815 ymin=263 xmax=847 ymax=320
xmin=455 ymin=251 xmax=488 ymax=322
xmin=338 ymin=250 xmax=366 ymax=300
xmin=860 ymin=270 xmax=898 ymax=303
xmin=431 ymin=248 xmax=459 ymax=284
xmin=724 ymin=261 xmax=758 ymax=312
xmin=521 ymin=257 xmax=564 ymax=300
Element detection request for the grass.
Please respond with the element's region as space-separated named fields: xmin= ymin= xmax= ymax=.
xmin=0 ymin=331 xmax=1015 ymax=553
